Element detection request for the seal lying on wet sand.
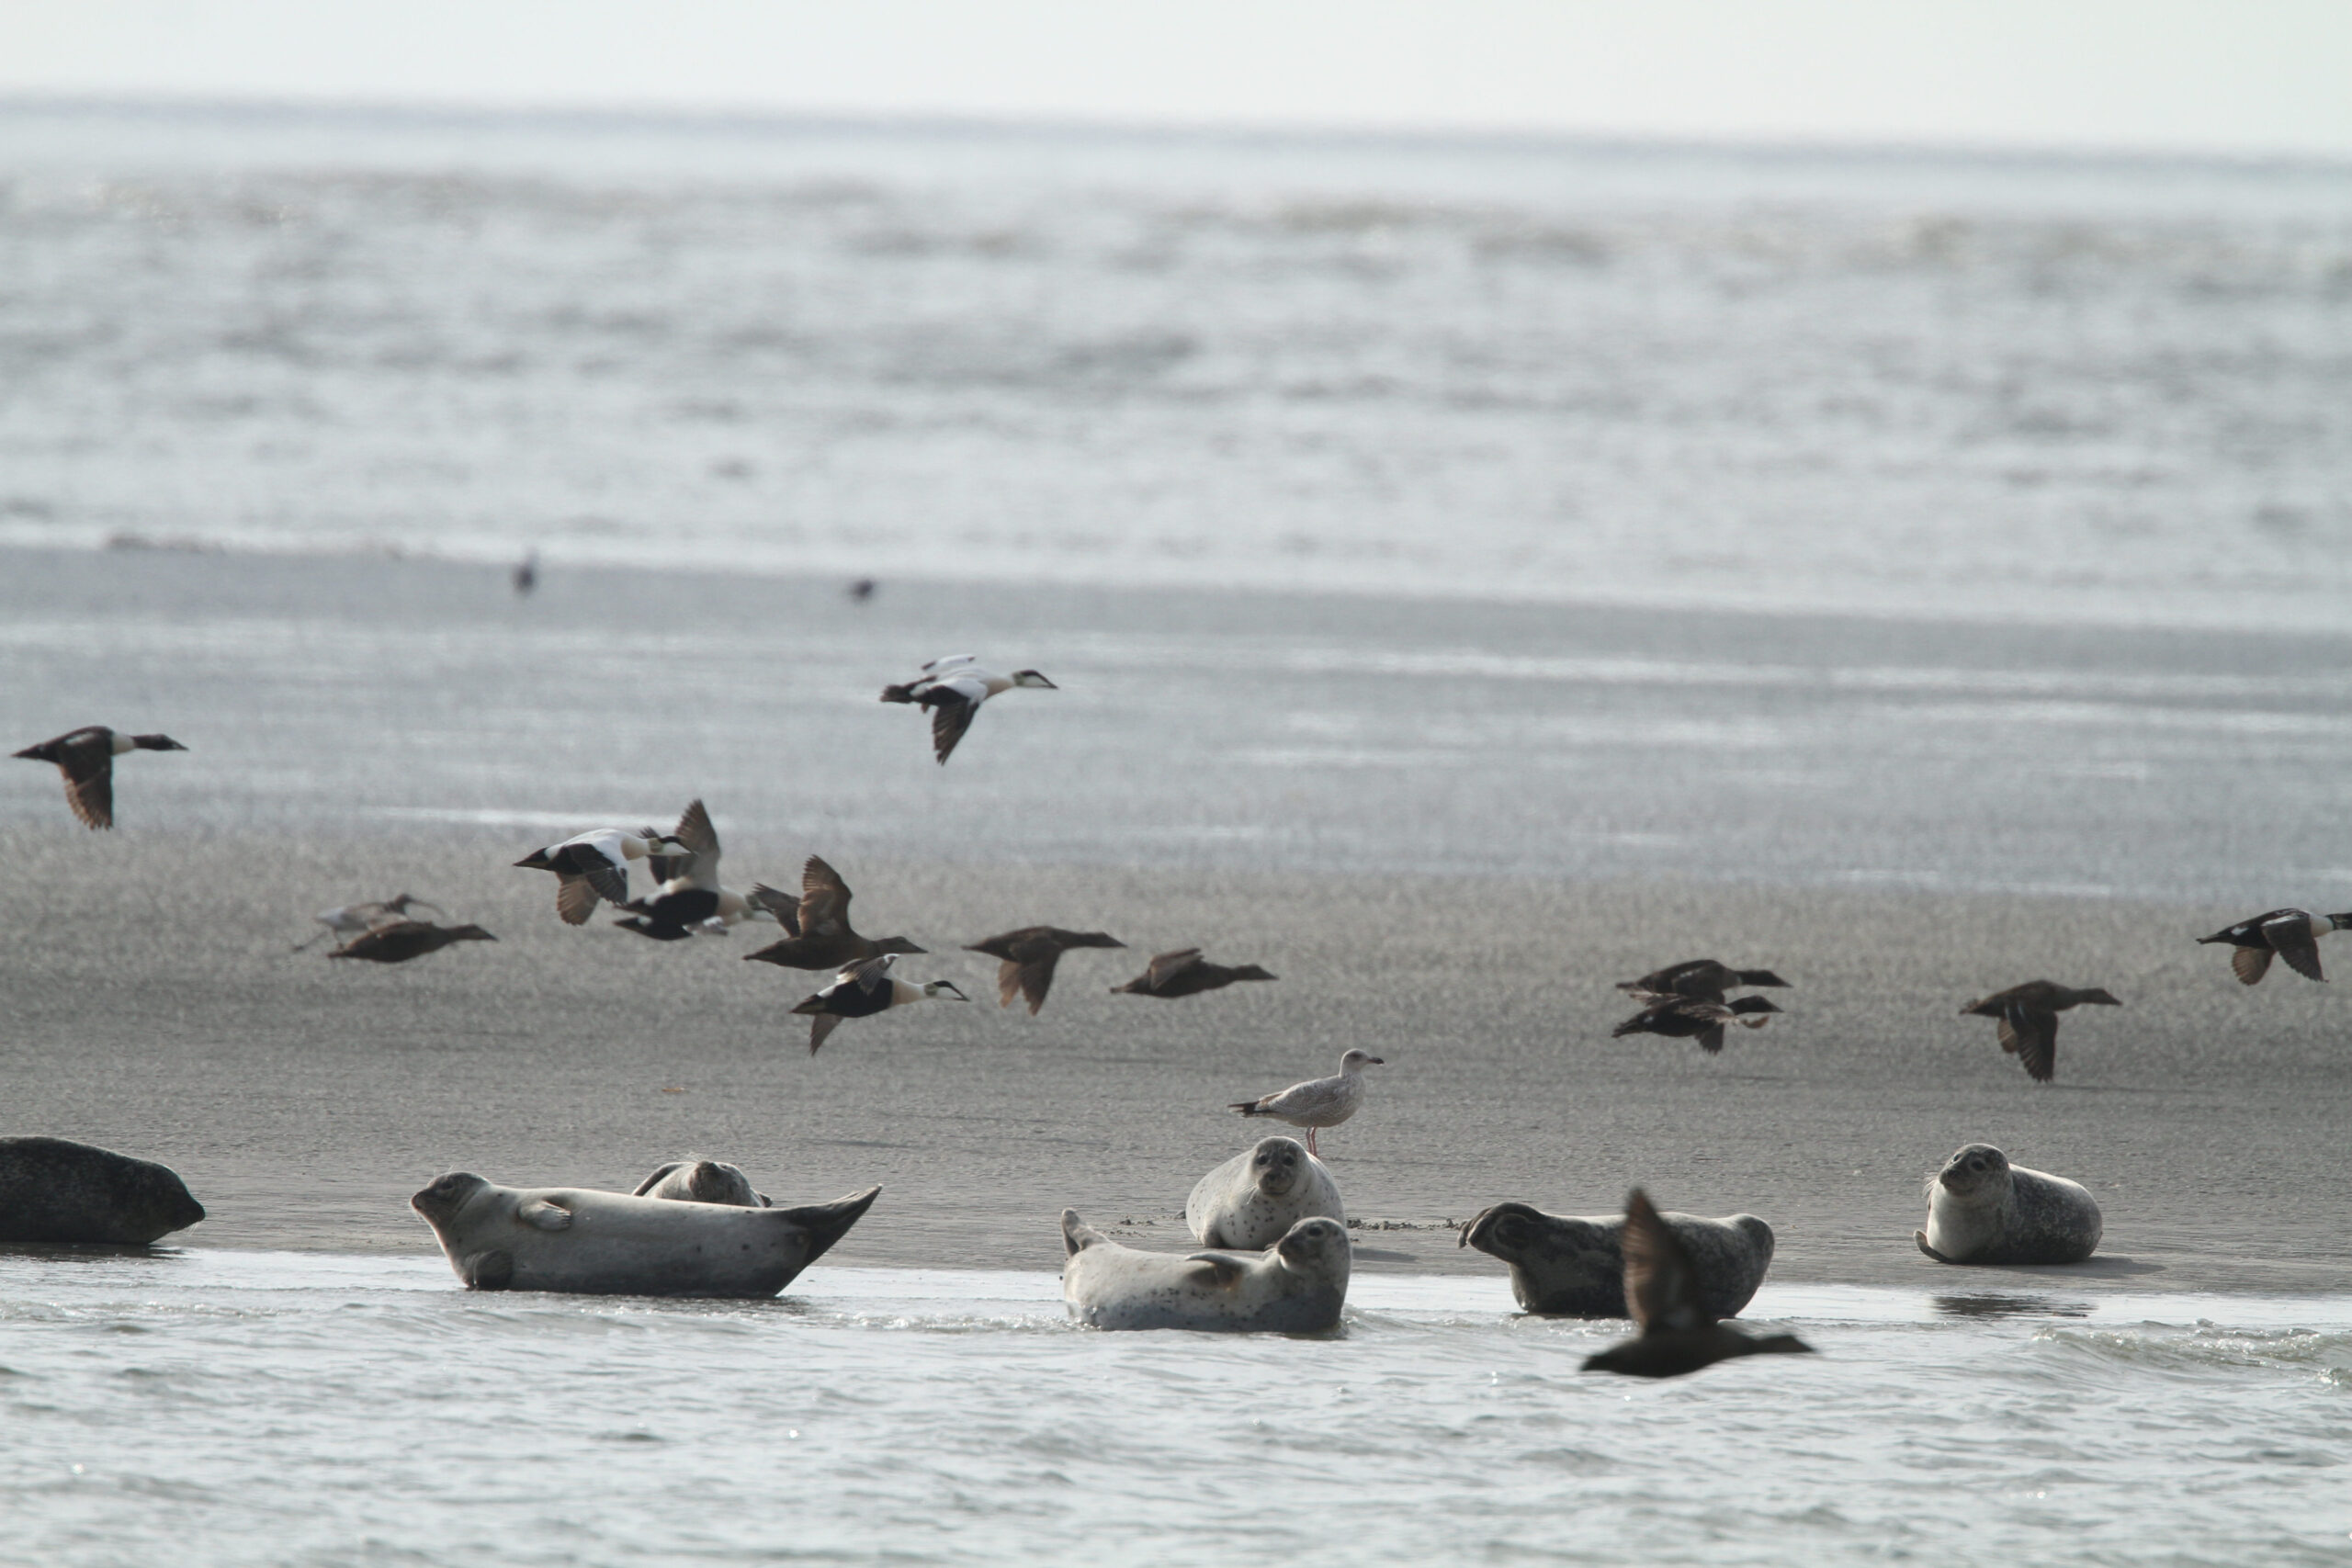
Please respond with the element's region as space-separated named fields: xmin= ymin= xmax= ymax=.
xmin=1458 ymin=1199 xmax=1774 ymax=1318
xmin=632 ymin=1159 xmax=769 ymax=1207
xmin=0 ymin=1136 xmax=207 ymax=1246
xmin=410 ymin=1173 xmax=878 ymax=1296
xmin=1916 ymin=1144 xmax=2101 ymax=1265
xmin=1185 ymin=1136 xmax=1344 ymax=1248
xmin=1062 ymin=1211 xmax=1350 ymax=1332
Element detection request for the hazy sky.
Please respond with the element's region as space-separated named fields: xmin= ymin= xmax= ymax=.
xmin=5 ymin=0 xmax=2350 ymax=157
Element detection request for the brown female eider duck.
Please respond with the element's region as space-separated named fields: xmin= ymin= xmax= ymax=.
xmin=13 ymin=726 xmax=187 ymax=829
xmin=879 ymin=654 xmax=1056 ymax=764
xmin=1581 ymin=1190 xmax=1815 ymax=1379
xmin=1111 ymin=948 xmax=1276 ymax=999
xmin=326 ymin=920 xmax=497 ymax=964
xmin=1616 ymin=958 xmax=1791 ymax=1002
xmin=2197 ymin=908 xmax=2351 ymax=985
xmin=964 ymin=927 xmax=1126 ymax=1015
xmin=1611 ymin=995 xmax=1781 ymax=1055
xmin=743 ymin=856 xmax=926 ymax=970
xmin=1958 ymin=980 xmax=2120 ymax=1082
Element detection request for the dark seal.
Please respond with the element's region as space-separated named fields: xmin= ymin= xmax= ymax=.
xmin=0 ymin=1136 xmax=207 ymax=1245
xmin=1459 ymin=1200 xmax=1774 ymax=1318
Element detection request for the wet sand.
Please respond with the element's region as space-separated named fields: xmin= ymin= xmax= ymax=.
xmin=5 ymin=827 xmax=2346 ymax=1292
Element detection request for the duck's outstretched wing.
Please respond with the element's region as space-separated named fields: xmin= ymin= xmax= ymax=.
xmin=1622 ymin=1189 xmax=1708 ymax=1335
xmin=2266 ymin=913 xmax=2326 ymax=982
xmin=801 ymin=856 xmax=853 ymax=936
xmin=1995 ymin=1005 xmax=2059 ymax=1082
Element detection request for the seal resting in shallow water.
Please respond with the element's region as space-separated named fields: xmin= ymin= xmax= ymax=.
xmin=632 ymin=1159 xmax=769 ymax=1207
xmin=1185 ymin=1136 xmax=1344 ymax=1248
xmin=0 ymin=1136 xmax=206 ymax=1246
xmin=1458 ymin=1199 xmax=1773 ymax=1318
xmin=1916 ymin=1144 xmax=2101 ymax=1265
xmin=1062 ymin=1211 xmax=1349 ymax=1332
xmin=410 ymin=1173 xmax=877 ymax=1296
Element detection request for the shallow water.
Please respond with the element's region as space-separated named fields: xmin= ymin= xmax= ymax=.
xmin=2 ymin=1249 xmax=2346 ymax=1566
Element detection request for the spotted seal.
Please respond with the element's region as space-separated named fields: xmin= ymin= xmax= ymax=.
xmin=1184 ymin=1136 xmax=1344 ymax=1248
xmin=1917 ymin=1144 xmax=2101 ymax=1265
xmin=0 ymin=1136 xmax=206 ymax=1246
xmin=410 ymin=1172 xmax=877 ymax=1296
xmin=1061 ymin=1210 xmax=1349 ymax=1332
xmin=631 ymin=1159 xmax=769 ymax=1207
xmin=1458 ymin=1200 xmax=1774 ymax=1318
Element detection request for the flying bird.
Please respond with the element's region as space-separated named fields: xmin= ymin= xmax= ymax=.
xmin=514 ymin=823 xmax=684 ymax=925
xmin=325 ymin=920 xmax=498 ymax=964
xmin=1228 ymin=1048 xmax=1382 ymax=1156
xmin=788 ymin=954 xmax=968 ymax=1055
xmin=2197 ymin=908 xmax=2351 ymax=986
xmin=1111 ymin=948 xmax=1277 ymax=999
xmin=742 ymin=856 xmax=927 ymax=970
xmin=1611 ymin=995 xmax=1781 ymax=1055
xmin=878 ymin=654 xmax=1057 ymax=764
xmin=1616 ymin=959 xmax=1791 ymax=1003
xmin=1581 ymin=1190 xmax=1815 ymax=1379
xmin=964 ymin=926 xmax=1125 ymax=1015
xmin=292 ymin=893 xmax=448 ymax=951
xmin=611 ymin=799 xmax=786 ymax=941
xmin=1958 ymin=980 xmax=2121 ymax=1083
xmin=13 ymin=726 xmax=187 ymax=829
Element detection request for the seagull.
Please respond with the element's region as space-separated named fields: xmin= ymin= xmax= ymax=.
xmin=1611 ymin=995 xmax=1781 ymax=1055
xmin=514 ymin=822 xmax=686 ymax=925
xmin=787 ymin=954 xmax=968 ymax=1055
xmin=13 ymin=726 xmax=187 ymax=829
xmin=964 ymin=926 xmax=1125 ymax=1015
xmin=325 ymin=920 xmax=497 ymax=964
xmin=1581 ymin=1190 xmax=1815 ymax=1379
xmin=1616 ymin=959 xmax=1791 ymax=1003
xmin=742 ymin=856 xmax=926 ymax=970
xmin=611 ymin=799 xmax=786 ymax=941
xmin=291 ymin=893 xmax=448 ymax=952
xmin=2197 ymin=908 xmax=2352 ymax=986
xmin=878 ymin=654 xmax=1057 ymax=764
xmin=1958 ymin=980 xmax=2120 ymax=1083
xmin=1111 ymin=948 xmax=1277 ymax=999
xmin=1228 ymin=1048 xmax=1381 ymax=1156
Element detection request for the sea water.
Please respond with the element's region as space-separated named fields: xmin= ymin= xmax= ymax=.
xmin=0 ymin=1249 xmax=2346 ymax=1566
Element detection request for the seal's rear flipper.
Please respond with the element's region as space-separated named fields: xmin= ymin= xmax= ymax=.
xmin=1062 ymin=1208 xmax=1109 ymax=1257
xmin=1915 ymin=1230 xmax=1953 ymax=1264
xmin=775 ymin=1186 xmax=881 ymax=1266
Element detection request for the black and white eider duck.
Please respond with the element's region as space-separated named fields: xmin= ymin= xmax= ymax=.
xmin=787 ymin=954 xmax=967 ymax=1054
xmin=963 ymin=926 xmax=1125 ymax=1015
xmin=1958 ymin=980 xmax=2120 ymax=1082
xmin=514 ymin=822 xmax=686 ymax=925
xmin=611 ymin=799 xmax=790 ymax=941
xmin=1616 ymin=959 xmax=1791 ymax=1003
xmin=326 ymin=920 xmax=497 ymax=964
xmin=2197 ymin=908 xmax=2352 ymax=985
xmin=1611 ymin=995 xmax=1781 ymax=1055
xmin=742 ymin=856 xmax=926 ymax=971
xmin=878 ymin=654 xmax=1057 ymax=764
xmin=13 ymin=726 xmax=187 ymax=829
xmin=1581 ymin=1190 xmax=1815 ymax=1380
xmin=1110 ymin=948 xmax=1277 ymax=999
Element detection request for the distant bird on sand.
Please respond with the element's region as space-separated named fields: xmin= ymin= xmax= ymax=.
xmin=1616 ymin=959 xmax=1791 ymax=1003
xmin=327 ymin=920 xmax=497 ymax=964
xmin=743 ymin=856 xmax=926 ymax=970
xmin=612 ymin=799 xmax=787 ymax=941
xmin=513 ymin=552 xmax=537 ymax=595
xmin=13 ymin=726 xmax=187 ymax=829
xmin=2198 ymin=908 xmax=2351 ymax=986
xmin=879 ymin=654 xmax=1057 ymax=764
xmin=1581 ymin=1190 xmax=1815 ymax=1379
xmin=847 ymin=578 xmax=876 ymax=602
xmin=1111 ymin=948 xmax=1277 ymax=999
xmin=965 ymin=926 xmax=1125 ymax=1015
xmin=1958 ymin=980 xmax=2121 ymax=1083
xmin=1229 ymin=1049 xmax=1382 ymax=1156
xmin=292 ymin=893 xmax=448 ymax=951
xmin=1611 ymin=995 xmax=1781 ymax=1055
xmin=789 ymin=954 xmax=968 ymax=1054
xmin=514 ymin=823 xmax=685 ymax=925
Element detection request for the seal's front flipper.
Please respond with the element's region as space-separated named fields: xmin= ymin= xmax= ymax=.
xmin=518 ymin=1199 xmax=572 ymax=1232
xmin=464 ymin=1249 xmax=514 ymax=1290
xmin=1183 ymin=1253 xmax=1252 ymax=1288
xmin=1915 ymin=1230 xmax=1953 ymax=1264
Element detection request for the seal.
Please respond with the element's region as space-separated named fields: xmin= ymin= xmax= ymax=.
xmin=1916 ymin=1144 xmax=2101 ymax=1265
xmin=1184 ymin=1136 xmax=1345 ymax=1248
xmin=1458 ymin=1200 xmax=1774 ymax=1318
xmin=0 ymin=1135 xmax=206 ymax=1246
xmin=1061 ymin=1210 xmax=1349 ymax=1332
xmin=409 ymin=1173 xmax=878 ymax=1297
xmin=631 ymin=1159 xmax=770 ymax=1208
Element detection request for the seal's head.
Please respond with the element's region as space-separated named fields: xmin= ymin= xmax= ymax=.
xmin=410 ymin=1171 xmax=492 ymax=1227
xmin=1272 ymin=1216 xmax=1350 ymax=1280
xmin=1457 ymin=1201 xmax=1555 ymax=1261
xmin=1934 ymin=1144 xmax=2011 ymax=1200
xmin=1248 ymin=1136 xmax=1310 ymax=1198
